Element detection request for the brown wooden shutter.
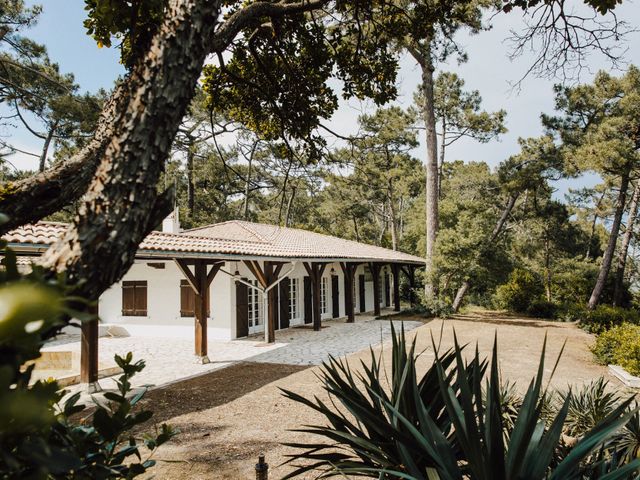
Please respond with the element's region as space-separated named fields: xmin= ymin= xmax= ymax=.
xmin=236 ymin=278 xmax=249 ymax=338
xmin=279 ymin=278 xmax=290 ymax=330
xmin=134 ymin=281 xmax=147 ymax=316
xmin=122 ymin=280 xmax=147 ymax=316
xmin=122 ymin=281 xmax=135 ymax=316
xmin=180 ymin=280 xmax=195 ymax=317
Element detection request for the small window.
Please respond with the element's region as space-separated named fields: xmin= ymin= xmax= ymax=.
xmin=248 ymin=280 xmax=263 ymax=328
xmin=122 ymin=281 xmax=147 ymax=316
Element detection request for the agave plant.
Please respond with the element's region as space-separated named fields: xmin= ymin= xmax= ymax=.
xmin=281 ymin=323 xmax=640 ymax=479
xmin=555 ymin=378 xmax=621 ymax=438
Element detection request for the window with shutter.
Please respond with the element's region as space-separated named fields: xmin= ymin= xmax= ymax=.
xmin=122 ymin=281 xmax=148 ymax=316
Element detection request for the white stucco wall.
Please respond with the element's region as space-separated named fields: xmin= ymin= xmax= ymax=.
xmin=97 ymin=259 xmax=396 ymax=342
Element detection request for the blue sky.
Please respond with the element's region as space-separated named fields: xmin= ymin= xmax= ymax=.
xmin=12 ymin=0 xmax=640 ymax=198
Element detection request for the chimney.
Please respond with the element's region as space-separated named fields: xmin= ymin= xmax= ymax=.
xmin=162 ymin=208 xmax=181 ymax=234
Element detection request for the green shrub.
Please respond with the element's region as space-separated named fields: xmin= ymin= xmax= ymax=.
xmin=527 ymin=299 xmax=557 ymax=319
xmin=0 ymin=217 xmax=174 ymax=478
xmin=581 ymin=305 xmax=640 ymax=334
xmin=591 ymin=323 xmax=640 ymax=376
xmin=493 ymin=268 xmax=544 ymax=313
xmin=556 ymin=302 xmax=588 ymax=322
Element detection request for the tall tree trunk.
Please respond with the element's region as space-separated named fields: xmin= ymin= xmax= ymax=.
xmin=451 ymin=280 xmax=469 ymax=312
xmin=451 ymin=193 xmax=519 ymax=312
xmin=38 ymin=121 xmax=58 ymax=172
xmin=284 ymin=185 xmax=296 ymax=227
xmin=186 ymin=141 xmax=195 ymax=217
xmin=613 ymin=180 xmax=640 ymax=306
xmin=438 ymin=117 xmax=446 ymax=198
xmin=243 ymin=150 xmax=252 ymax=220
xmin=585 ymin=190 xmax=606 ymax=260
xmin=409 ymin=42 xmax=438 ymax=298
xmin=544 ymin=237 xmax=552 ymax=301
xmin=589 ymin=169 xmax=631 ymax=310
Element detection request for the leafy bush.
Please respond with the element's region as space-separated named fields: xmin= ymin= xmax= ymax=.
xmin=414 ymin=289 xmax=453 ymax=318
xmin=581 ymin=305 xmax=640 ymax=334
xmin=0 ymin=216 xmax=174 ymax=478
xmin=591 ymin=323 xmax=640 ymax=376
xmin=557 ymin=302 xmax=588 ymax=322
xmin=494 ymin=268 xmax=544 ymax=313
xmin=282 ymin=323 xmax=640 ymax=479
xmin=527 ymin=299 xmax=557 ymax=319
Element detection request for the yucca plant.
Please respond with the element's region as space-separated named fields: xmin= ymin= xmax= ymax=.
xmin=281 ymin=323 xmax=640 ymax=479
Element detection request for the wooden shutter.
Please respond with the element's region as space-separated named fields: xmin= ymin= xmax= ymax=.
xmin=122 ymin=281 xmax=147 ymax=316
xmin=331 ymin=275 xmax=339 ymax=318
xmin=279 ymin=278 xmax=290 ymax=330
xmin=304 ymin=276 xmax=312 ymax=324
xmin=134 ymin=281 xmax=147 ymax=316
xmin=236 ymin=279 xmax=249 ymax=338
xmin=122 ymin=281 xmax=135 ymax=316
xmin=180 ymin=280 xmax=195 ymax=317
xmin=359 ymin=275 xmax=366 ymax=312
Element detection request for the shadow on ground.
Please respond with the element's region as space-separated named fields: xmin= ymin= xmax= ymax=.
xmin=138 ymin=361 xmax=309 ymax=426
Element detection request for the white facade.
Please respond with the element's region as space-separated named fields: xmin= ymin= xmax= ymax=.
xmin=97 ymin=259 xmax=397 ymax=341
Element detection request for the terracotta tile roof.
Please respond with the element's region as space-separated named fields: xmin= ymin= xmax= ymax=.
xmin=4 ymin=220 xmax=425 ymax=264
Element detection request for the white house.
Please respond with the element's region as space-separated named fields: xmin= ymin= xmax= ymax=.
xmin=4 ymin=218 xmax=424 ymax=387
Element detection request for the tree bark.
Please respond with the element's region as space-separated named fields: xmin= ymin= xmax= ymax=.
xmin=38 ymin=0 xmax=227 ymax=300
xmin=409 ymin=42 xmax=438 ymax=299
xmin=589 ymin=169 xmax=631 ymax=310
xmin=38 ymin=121 xmax=58 ymax=172
xmin=451 ymin=193 xmax=518 ymax=312
xmin=585 ymin=190 xmax=606 ymax=260
xmin=613 ymin=180 xmax=640 ymax=306
xmin=186 ymin=141 xmax=195 ymax=217
xmin=0 ymin=81 xmax=128 ymax=235
xmin=285 ymin=185 xmax=296 ymax=227
xmin=243 ymin=148 xmax=252 ymax=220
xmin=451 ymin=280 xmax=469 ymax=312
xmin=0 ymin=0 xmax=327 ymax=237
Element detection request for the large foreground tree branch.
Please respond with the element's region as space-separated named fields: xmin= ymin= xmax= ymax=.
xmin=38 ymin=0 xmax=228 ymax=300
xmin=0 ymin=0 xmax=329 ymax=238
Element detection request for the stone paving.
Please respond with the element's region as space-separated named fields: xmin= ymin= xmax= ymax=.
xmin=41 ymin=309 xmax=423 ymax=393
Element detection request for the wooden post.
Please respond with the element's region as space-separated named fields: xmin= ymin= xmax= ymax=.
xmin=304 ymin=262 xmax=326 ymax=331
xmin=243 ymin=260 xmax=284 ymax=343
xmin=176 ymin=259 xmax=221 ymax=363
xmin=265 ymin=262 xmax=277 ymax=343
xmin=369 ymin=262 xmax=382 ymax=317
xmin=340 ymin=262 xmax=357 ymax=322
xmin=391 ymin=264 xmax=401 ymax=312
xmin=194 ymin=260 xmax=208 ymax=360
xmin=81 ymin=302 xmax=100 ymax=392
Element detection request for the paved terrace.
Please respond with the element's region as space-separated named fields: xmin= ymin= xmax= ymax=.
xmin=40 ymin=310 xmax=423 ymax=393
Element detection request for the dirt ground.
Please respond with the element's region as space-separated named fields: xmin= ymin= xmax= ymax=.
xmin=140 ymin=310 xmax=620 ymax=479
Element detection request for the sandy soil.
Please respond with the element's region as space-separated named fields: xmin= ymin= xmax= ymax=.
xmin=139 ymin=311 xmax=619 ymax=479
